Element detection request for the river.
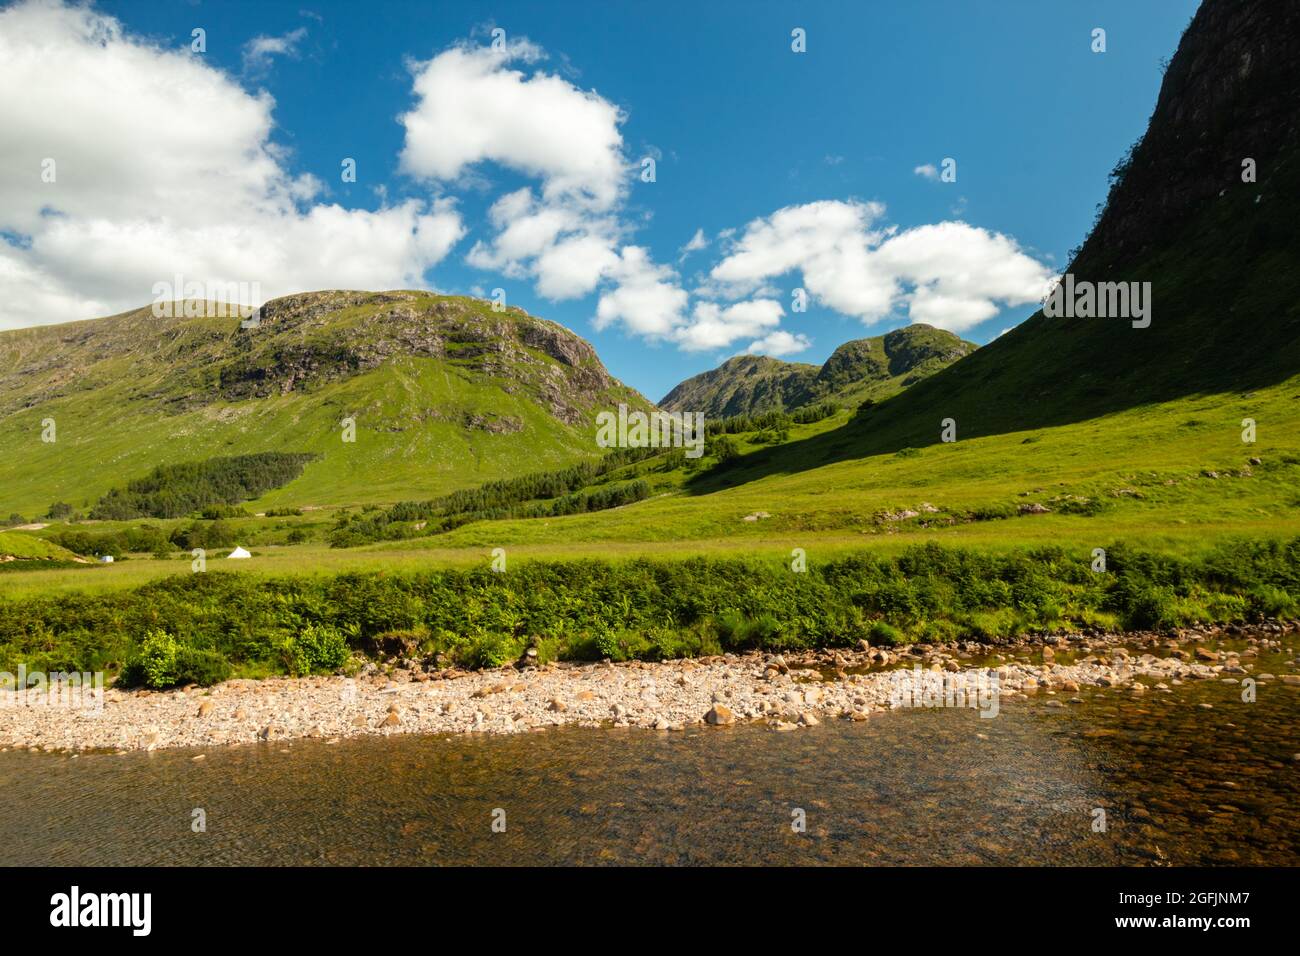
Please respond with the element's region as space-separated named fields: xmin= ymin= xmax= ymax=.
xmin=2 ymin=646 xmax=1296 ymax=865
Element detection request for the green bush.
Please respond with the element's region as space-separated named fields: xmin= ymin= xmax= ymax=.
xmin=868 ymin=621 xmax=904 ymax=645
xmin=276 ymin=625 xmax=350 ymax=676
xmin=710 ymin=434 xmax=742 ymax=463
xmin=119 ymin=630 xmax=232 ymax=688
xmin=460 ymin=633 xmax=523 ymax=669
xmin=131 ymin=629 xmax=179 ymax=688
xmin=296 ymin=624 xmax=349 ymax=673
xmin=174 ymin=646 xmax=233 ymax=686
xmin=1244 ymin=583 xmax=1297 ymax=619
xmin=1122 ymin=584 xmax=1179 ymax=631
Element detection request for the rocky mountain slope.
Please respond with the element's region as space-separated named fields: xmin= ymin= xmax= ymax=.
xmin=659 ymin=324 xmax=975 ymax=418
xmin=0 ymin=291 xmax=652 ymax=513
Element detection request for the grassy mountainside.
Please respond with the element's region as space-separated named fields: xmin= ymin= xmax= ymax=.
xmin=0 ymin=291 xmax=653 ymax=515
xmin=658 ymin=324 xmax=975 ymax=417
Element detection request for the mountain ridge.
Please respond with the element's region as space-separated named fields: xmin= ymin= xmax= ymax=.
xmin=659 ymin=324 xmax=977 ymax=418
xmin=0 ymin=290 xmax=654 ymax=514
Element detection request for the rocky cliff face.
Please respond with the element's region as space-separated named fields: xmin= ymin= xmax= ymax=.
xmin=1079 ymin=0 xmax=1300 ymax=272
xmin=658 ymin=355 xmax=820 ymax=418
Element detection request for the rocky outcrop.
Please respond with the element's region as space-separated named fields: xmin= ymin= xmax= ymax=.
xmin=212 ymin=292 xmax=618 ymax=411
xmin=0 ymin=290 xmax=639 ymax=429
xmin=660 ymin=324 xmax=976 ymax=417
xmin=1078 ymin=0 xmax=1300 ymax=272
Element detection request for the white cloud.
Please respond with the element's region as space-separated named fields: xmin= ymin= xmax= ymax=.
xmin=914 ymin=163 xmax=939 ymax=180
xmin=0 ymin=0 xmax=463 ymax=330
xmin=711 ymin=200 xmax=894 ymax=318
xmin=747 ymin=330 xmax=811 ymax=357
xmin=464 ymin=187 xmax=621 ymax=299
xmin=593 ymin=247 xmax=688 ymax=338
xmin=243 ymin=27 xmax=307 ymax=74
xmin=399 ymin=41 xmax=625 ymax=211
xmin=673 ymin=299 xmax=782 ymax=352
xmin=0 ymin=4 xmax=1055 ymax=362
xmin=678 ymin=227 xmax=708 ymax=262
xmin=872 ymin=221 xmax=1055 ymax=329
xmin=400 ymin=40 xmax=649 ymax=309
xmin=710 ymin=200 xmax=1054 ymax=333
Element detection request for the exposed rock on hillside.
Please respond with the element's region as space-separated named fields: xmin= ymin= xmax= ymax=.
xmin=659 ymin=324 xmax=976 ymax=418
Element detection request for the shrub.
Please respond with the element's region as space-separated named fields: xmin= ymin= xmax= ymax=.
xmin=174 ymin=646 xmax=233 ymax=686
xmin=714 ymin=610 xmax=782 ymax=651
xmin=460 ymin=633 xmax=523 ymax=669
xmin=6 ymin=540 xmax=1298 ymax=681
xmin=123 ymin=629 xmax=178 ymax=688
xmin=1244 ymin=584 xmax=1297 ymax=619
xmin=296 ymin=624 xmax=349 ymax=673
xmin=710 ymin=434 xmax=742 ymax=463
xmin=1122 ymin=584 xmax=1179 ymax=631
xmin=868 ymin=621 xmax=904 ymax=646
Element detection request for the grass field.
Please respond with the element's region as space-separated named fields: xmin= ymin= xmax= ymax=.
xmin=3 ymin=371 xmax=1296 ymax=601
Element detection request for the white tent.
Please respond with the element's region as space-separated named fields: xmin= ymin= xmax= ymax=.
xmin=228 ymin=546 xmax=251 ymax=559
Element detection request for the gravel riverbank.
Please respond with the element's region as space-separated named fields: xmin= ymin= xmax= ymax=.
xmin=2 ymin=623 xmax=1296 ymax=753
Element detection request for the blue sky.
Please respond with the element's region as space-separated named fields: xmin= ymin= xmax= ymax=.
xmin=5 ymin=0 xmax=1200 ymax=400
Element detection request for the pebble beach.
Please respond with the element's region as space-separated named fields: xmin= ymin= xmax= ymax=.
xmin=2 ymin=623 xmax=1296 ymax=754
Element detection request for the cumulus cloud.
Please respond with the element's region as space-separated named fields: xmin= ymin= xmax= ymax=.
xmin=593 ymin=247 xmax=688 ymax=338
xmin=0 ymin=0 xmax=463 ymax=329
xmin=1 ymin=3 xmax=1055 ymax=360
xmin=400 ymin=41 xmax=625 ymax=211
xmin=673 ymin=299 xmax=783 ymax=352
xmin=400 ymin=38 xmax=658 ymax=314
xmin=914 ymin=163 xmax=939 ymax=180
xmin=242 ymin=26 xmax=307 ymax=74
xmin=464 ymin=187 xmax=620 ymax=299
xmin=710 ymin=200 xmax=1054 ymax=333
xmin=747 ymin=330 xmax=811 ymax=357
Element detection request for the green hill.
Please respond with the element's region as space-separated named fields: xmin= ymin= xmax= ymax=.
xmin=658 ymin=324 xmax=975 ymax=417
xmin=0 ymin=530 xmax=82 ymax=564
xmin=0 ymin=291 xmax=653 ymax=515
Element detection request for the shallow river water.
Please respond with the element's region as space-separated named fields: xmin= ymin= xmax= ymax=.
xmin=2 ymin=647 xmax=1297 ymax=866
